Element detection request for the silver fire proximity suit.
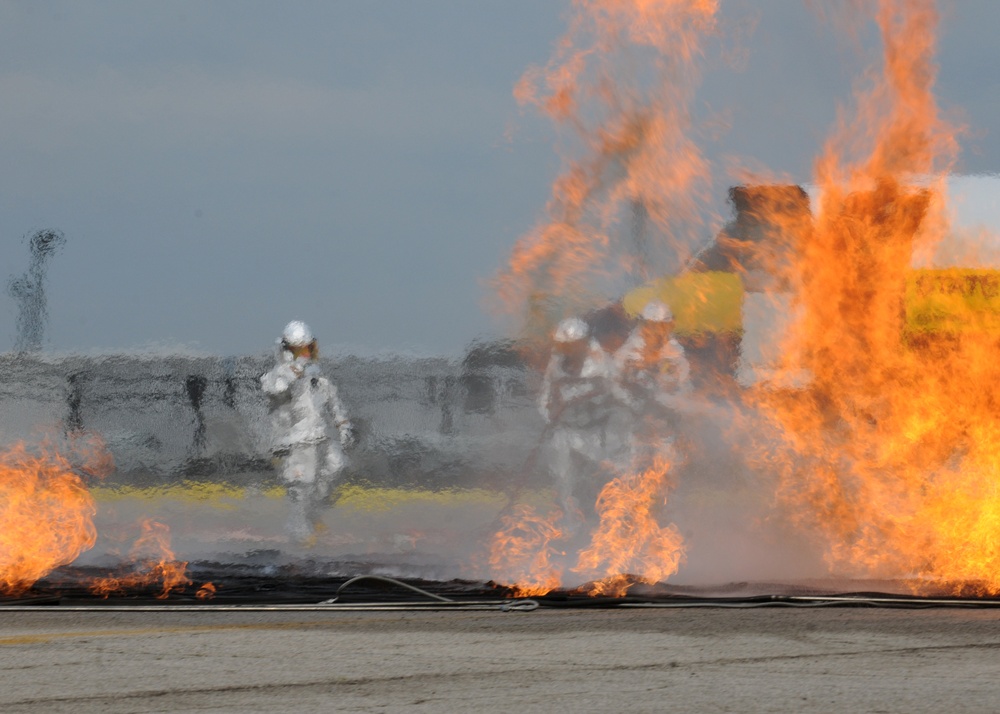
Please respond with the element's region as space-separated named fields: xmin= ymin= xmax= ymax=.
xmin=611 ymin=305 xmax=691 ymax=472
xmin=539 ymin=319 xmax=618 ymax=531
xmin=261 ymin=324 xmax=353 ymax=544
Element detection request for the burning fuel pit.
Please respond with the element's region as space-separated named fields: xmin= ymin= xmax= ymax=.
xmin=8 ymin=0 xmax=1000 ymax=606
xmin=7 ymin=341 xmax=1000 ymax=607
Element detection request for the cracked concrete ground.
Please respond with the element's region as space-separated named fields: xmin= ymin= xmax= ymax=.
xmin=2 ymin=607 xmax=999 ymax=712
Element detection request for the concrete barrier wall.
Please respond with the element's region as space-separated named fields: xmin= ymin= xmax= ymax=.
xmin=0 ymin=349 xmax=543 ymax=488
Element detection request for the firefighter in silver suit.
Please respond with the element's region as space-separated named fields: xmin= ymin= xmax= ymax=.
xmin=611 ymin=300 xmax=691 ymax=470
xmin=538 ymin=317 xmax=617 ymax=532
xmin=261 ymin=320 xmax=354 ymax=545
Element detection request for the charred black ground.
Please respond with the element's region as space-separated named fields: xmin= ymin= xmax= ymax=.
xmin=6 ymin=561 xmax=1000 ymax=608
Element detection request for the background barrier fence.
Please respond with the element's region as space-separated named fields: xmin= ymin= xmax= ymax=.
xmin=0 ymin=345 xmax=541 ymax=490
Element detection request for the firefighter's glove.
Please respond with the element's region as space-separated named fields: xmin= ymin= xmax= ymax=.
xmin=339 ymin=422 xmax=357 ymax=449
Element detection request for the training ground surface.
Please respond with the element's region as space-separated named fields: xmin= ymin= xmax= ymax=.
xmin=2 ymin=607 xmax=999 ymax=712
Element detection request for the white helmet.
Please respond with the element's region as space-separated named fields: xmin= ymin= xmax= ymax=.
xmin=281 ymin=320 xmax=314 ymax=347
xmin=554 ymin=317 xmax=589 ymax=343
xmin=641 ymin=300 xmax=674 ymax=323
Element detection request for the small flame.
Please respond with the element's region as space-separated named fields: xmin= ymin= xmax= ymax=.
xmin=89 ymin=519 xmax=191 ymax=599
xmin=489 ymin=505 xmax=565 ymax=596
xmin=196 ymin=582 xmax=217 ymax=600
xmin=578 ymin=574 xmax=638 ymax=598
xmin=573 ymin=457 xmax=685 ymax=596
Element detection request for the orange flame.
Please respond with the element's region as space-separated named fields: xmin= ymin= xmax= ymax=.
xmin=89 ymin=519 xmax=192 ymax=599
xmin=489 ymin=505 xmax=565 ymax=596
xmin=497 ymin=0 xmax=719 ymax=339
xmin=0 ymin=436 xmax=112 ymax=595
xmin=573 ymin=457 xmax=685 ymax=596
xmin=196 ymin=582 xmax=217 ymax=600
xmin=746 ymin=0 xmax=1000 ymax=592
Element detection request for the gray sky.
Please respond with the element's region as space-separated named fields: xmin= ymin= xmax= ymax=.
xmin=1 ymin=0 xmax=997 ymax=356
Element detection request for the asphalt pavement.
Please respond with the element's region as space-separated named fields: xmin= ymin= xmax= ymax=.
xmin=2 ymin=605 xmax=999 ymax=713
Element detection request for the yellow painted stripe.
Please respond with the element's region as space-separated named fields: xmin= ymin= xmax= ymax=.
xmin=90 ymin=483 xmax=285 ymax=507
xmin=334 ymin=485 xmax=507 ymax=512
xmin=90 ymin=483 xmax=533 ymax=512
